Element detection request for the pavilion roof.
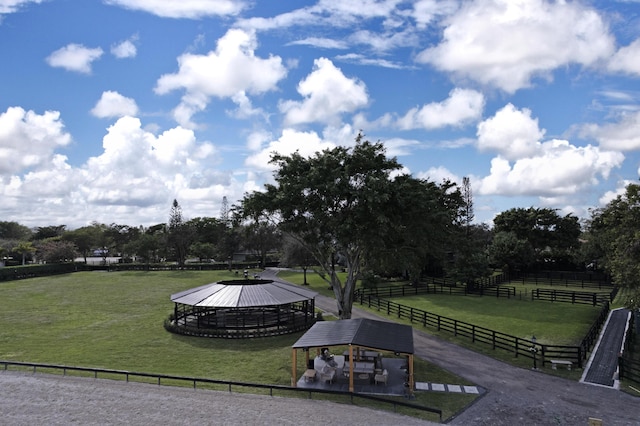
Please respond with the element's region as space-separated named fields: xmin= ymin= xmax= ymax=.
xmin=170 ymin=279 xmax=317 ymax=308
xmin=292 ymin=318 xmax=414 ymax=354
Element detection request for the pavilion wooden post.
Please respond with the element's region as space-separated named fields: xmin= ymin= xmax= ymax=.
xmin=292 ymin=349 xmax=297 ymax=387
xmin=408 ymin=354 xmax=415 ymax=396
xmin=348 ymin=345 xmax=355 ymax=392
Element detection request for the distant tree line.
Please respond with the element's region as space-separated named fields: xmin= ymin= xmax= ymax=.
xmin=0 ymin=197 xmax=281 ymax=269
xmin=2 ymin=134 xmax=637 ymax=312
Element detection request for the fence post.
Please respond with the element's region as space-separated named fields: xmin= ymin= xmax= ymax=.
xmin=618 ymin=356 xmax=624 ymax=380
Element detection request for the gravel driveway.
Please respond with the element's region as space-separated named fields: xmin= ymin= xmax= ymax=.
xmin=0 ymin=371 xmax=436 ymax=425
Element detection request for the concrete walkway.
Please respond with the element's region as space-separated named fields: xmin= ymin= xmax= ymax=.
xmin=582 ymin=308 xmax=630 ymax=388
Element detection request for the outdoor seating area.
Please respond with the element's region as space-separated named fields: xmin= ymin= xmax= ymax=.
xmin=291 ymin=318 xmax=415 ymax=394
xmin=297 ymin=356 xmax=409 ymax=396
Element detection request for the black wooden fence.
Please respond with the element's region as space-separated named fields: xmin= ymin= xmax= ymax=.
xmin=359 ymin=283 xmax=615 ymax=306
xmin=0 ymin=360 xmax=442 ymax=422
xmin=619 ymin=311 xmax=640 ymax=385
xmin=354 ymin=291 xmax=611 ymax=369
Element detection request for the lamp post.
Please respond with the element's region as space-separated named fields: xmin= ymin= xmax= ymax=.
xmin=530 ymin=335 xmax=538 ymax=370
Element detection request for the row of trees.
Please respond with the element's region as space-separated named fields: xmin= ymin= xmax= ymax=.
xmin=0 ymin=198 xmax=280 ymax=268
xmin=3 ymin=134 xmax=635 ymax=314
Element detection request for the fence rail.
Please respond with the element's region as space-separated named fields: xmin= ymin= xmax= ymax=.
xmin=359 ymin=283 xmax=614 ymax=306
xmin=530 ymin=288 xmax=612 ymax=306
xmin=518 ymin=271 xmax=612 ymax=288
xmin=374 ymin=282 xmax=518 ymax=298
xmin=619 ymin=311 xmax=640 ymax=385
xmin=354 ymin=292 xmax=611 ymax=369
xmin=618 ymin=356 xmax=640 ymax=385
xmin=0 ymin=360 xmax=442 ymax=422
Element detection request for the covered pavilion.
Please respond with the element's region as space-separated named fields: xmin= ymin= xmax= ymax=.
xmin=291 ymin=318 xmax=414 ymax=394
xmin=169 ymin=279 xmax=317 ymax=338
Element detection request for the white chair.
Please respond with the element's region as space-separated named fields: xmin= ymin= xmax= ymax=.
xmin=318 ymin=365 xmax=336 ymax=383
xmin=374 ymin=369 xmax=388 ymax=385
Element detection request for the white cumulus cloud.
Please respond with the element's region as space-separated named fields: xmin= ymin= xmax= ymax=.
xmin=417 ymin=0 xmax=615 ymax=93
xmin=91 ymin=91 xmax=139 ymax=119
xmin=397 ymin=88 xmax=484 ymax=130
xmin=0 ymin=106 xmax=71 ymax=176
xmin=608 ymin=38 xmax=640 ymax=77
xmin=155 ymin=29 xmax=287 ymax=128
xmin=477 ymin=104 xmax=545 ymax=161
xmin=477 ymin=140 xmax=624 ymax=197
xmin=111 ymin=37 xmax=137 ymax=59
xmin=46 ymin=43 xmax=104 ymax=74
xmin=279 ymin=57 xmax=368 ymax=126
xmin=582 ymin=111 xmax=640 ymax=151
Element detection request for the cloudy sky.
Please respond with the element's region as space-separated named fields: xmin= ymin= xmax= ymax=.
xmin=1 ymin=0 xmax=639 ymax=229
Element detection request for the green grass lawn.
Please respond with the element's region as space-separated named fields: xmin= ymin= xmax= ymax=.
xmin=279 ymin=270 xmax=604 ymax=378
xmin=391 ymin=293 xmax=600 ymax=346
xmin=0 ymin=270 xmax=475 ymax=422
xmin=280 ymin=270 xmax=601 ymax=346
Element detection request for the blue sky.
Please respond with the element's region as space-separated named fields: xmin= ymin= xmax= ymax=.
xmin=1 ymin=0 xmax=639 ymax=229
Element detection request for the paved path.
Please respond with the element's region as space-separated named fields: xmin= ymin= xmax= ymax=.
xmin=582 ymin=308 xmax=630 ymax=387
xmin=265 ymin=270 xmax=640 ymax=424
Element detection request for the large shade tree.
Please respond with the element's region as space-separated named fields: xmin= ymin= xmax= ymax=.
xmin=493 ymin=207 xmax=581 ymax=269
xmin=242 ymin=134 xmax=461 ymax=319
xmin=586 ymin=183 xmax=640 ymax=308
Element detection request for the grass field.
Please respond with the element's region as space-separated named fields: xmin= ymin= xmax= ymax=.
xmin=392 ymin=294 xmax=600 ymax=346
xmin=279 ymin=270 xmax=602 ymax=345
xmin=280 ymin=269 xmax=607 ymax=377
xmin=0 ymin=270 xmax=477 ymax=421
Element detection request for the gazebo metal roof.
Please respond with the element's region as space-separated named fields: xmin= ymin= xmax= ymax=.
xmin=292 ymin=318 xmax=414 ymax=354
xmin=170 ymin=279 xmax=318 ymax=308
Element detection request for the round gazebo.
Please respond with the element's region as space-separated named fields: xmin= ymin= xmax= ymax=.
xmin=167 ymin=279 xmax=317 ymax=338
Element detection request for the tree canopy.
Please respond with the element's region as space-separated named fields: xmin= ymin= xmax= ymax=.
xmin=586 ymin=183 xmax=640 ymax=308
xmin=242 ymin=134 xmax=463 ymax=318
xmin=493 ymin=207 xmax=581 ymax=269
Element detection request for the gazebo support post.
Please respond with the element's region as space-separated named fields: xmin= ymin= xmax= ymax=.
xmin=348 ymin=345 xmax=355 ymax=392
xmin=291 ymin=349 xmax=298 ymax=387
xmin=408 ymin=354 xmax=415 ymax=397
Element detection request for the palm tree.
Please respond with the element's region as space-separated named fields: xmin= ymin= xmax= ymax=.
xmin=15 ymin=241 xmax=36 ymax=265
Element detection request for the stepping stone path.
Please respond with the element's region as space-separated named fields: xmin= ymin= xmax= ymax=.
xmin=415 ymin=382 xmax=481 ymax=394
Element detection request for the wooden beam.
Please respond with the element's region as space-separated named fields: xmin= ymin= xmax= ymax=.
xmin=408 ymin=354 xmax=415 ymax=396
xmin=291 ymin=349 xmax=297 ymax=387
xmin=348 ymin=345 xmax=354 ymax=392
